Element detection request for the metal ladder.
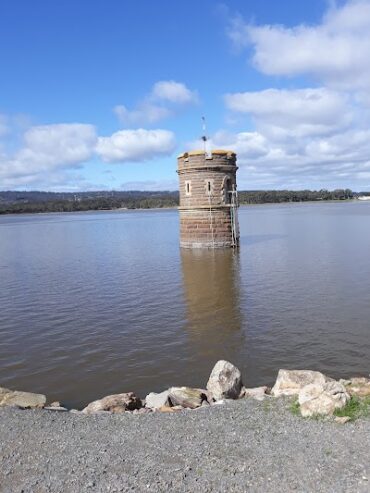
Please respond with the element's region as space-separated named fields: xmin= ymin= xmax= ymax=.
xmin=230 ymin=186 xmax=239 ymax=247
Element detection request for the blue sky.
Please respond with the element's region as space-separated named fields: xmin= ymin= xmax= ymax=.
xmin=1 ymin=0 xmax=370 ymax=191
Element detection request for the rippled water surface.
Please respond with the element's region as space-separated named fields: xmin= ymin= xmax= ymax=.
xmin=1 ymin=202 xmax=370 ymax=407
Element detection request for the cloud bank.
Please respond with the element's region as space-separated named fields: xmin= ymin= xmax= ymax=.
xmin=222 ymin=0 xmax=370 ymax=189
xmin=0 ymin=123 xmax=176 ymax=189
xmin=0 ymin=124 xmax=97 ymax=188
xmin=230 ymin=0 xmax=370 ymax=91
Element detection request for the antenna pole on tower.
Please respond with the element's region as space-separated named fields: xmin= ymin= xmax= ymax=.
xmin=201 ymin=116 xmax=211 ymax=158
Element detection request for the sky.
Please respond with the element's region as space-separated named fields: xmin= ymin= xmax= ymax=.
xmin=1 ymin=0 xmax=370 ymax=192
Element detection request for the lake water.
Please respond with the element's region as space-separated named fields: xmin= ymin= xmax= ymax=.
xmin=1 ymin=202 xmax=370 ymax=408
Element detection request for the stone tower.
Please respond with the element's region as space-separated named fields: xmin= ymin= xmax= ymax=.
xmin=177 ymin=149 xmax=239 ymax=248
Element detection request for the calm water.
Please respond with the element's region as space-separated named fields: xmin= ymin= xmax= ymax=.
xmin=1 ymin=202 xmax=370 ymax=408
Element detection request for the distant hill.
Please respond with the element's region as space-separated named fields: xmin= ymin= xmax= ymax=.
xmin=0 ymin=189 xmax=367 ymax=214
xmin=0 ymin=191 xmax=179 ymax=213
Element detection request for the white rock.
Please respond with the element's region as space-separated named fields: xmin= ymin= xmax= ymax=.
xmin=145 ymin=390 xmax=171 ymax=409
xmin=299 ymin=381 xmax=350 ymax=417
xmin=271 ymin=369 xmax=330 ymax=397
xmin=241 ymin=386 xmax=269 ymax=401
xmin=341 ymin=377 xmax=370 ymax=397
xmin=44 ymin=406 xmax=68 ymax=412
xmin=0 ymin=386 xmax=46 ymax=409
xmin=49 ymin=401 xmax=61 ymax=407
xmin=212 ymin=399 xmax=226 ymax=405
xmin=334 ymin=416 xmax=351 ymax=424
xmin=206 ymin=360 xmax=243 ymax=401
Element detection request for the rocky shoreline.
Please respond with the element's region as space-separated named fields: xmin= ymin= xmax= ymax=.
xmin=2 ymin=360 xmax=370 ymax=491
xmin=1 ymin=360 xmax=370 ymax=421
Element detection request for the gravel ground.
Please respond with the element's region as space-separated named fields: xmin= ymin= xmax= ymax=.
xmin=1 ymin=398 xmax=370 ymax=493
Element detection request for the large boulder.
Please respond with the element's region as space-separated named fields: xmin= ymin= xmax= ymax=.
xmin=340 ymin=377 xmax=370 ymax=397
xmin=206 ymin=360 xmax=243 ymax=401
xmin=145 ymin=390 xmax=171 ymax=409
xmin=168 ymin=387 xmax=207 ymax=409
xmin=271 ymin=369 xmax=330 ymax=397
xmin=0 ymin=386 xmax=46 ymax=409
xmin=299 ymin=381 xmax=350 ymax=417
xmin=82 ymin=392 xmax=141 ymax=414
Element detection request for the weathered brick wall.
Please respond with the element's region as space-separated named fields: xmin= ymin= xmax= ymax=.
xmin=179 ymin=208 xmax=234 ymax=248
xmin=177 ymin=150 xmax=239 ymax=248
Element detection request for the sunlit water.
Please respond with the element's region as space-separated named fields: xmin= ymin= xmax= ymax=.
xmin=0 ymin=202 xmax=370 ymax=408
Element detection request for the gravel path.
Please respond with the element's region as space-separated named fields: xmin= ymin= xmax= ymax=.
xmin=1 ymin=398 xmax=370 ymax=493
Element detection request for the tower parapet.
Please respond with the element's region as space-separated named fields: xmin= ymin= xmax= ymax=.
xmin=177 ymin=149 xmax=239 ymax=248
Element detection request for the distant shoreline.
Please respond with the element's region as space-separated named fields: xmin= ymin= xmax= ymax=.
xmin=1 ymin=188 xmax=366 ymax=216
xmin=0 ymin=205 xmax=180 ymax=216
xmin=0 ymin=199 xmax=365 ymax=217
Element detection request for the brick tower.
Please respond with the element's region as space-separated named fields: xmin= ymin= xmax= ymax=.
xmin=177 ymin=149 xmax=239 ymax=248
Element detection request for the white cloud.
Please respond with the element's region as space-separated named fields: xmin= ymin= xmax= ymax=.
xmin=190 ymin=130 xmax=270 ymax=159
xmin=115 ymin=80 xmax=198 ymax=125
xmin=96 ymin=129 xmax=176 ymax=163
xmin=19 ymin=124 xmax=96 ymax=168
xmin=0 ymin=119 xmax=179 ymax=189
xmin=229 ymin=0 xmax=370 ymax=90
xmin=225 ymin=87 xmax=353 ymax=139
xmin=198 ymin=126 xmax=370 ymax=190
xmin=114 ymin=103 xmax=171 ymax=126
xmin=0 ymin=124 xmax=97 ymax=187
xmin=151 ymin=80 xmax=198 ymax=104
xmin=221 ymin=0 xmax=370 ymax=190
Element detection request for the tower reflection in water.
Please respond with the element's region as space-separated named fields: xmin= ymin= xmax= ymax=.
xmin=180 ymin=248 xmax=244 ymax=383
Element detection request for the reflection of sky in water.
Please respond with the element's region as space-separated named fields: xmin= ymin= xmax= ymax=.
xmin=0 ymin=202 xmax=370 ymax=407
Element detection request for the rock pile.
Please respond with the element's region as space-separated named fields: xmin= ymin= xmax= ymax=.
xmin=1 ymin=363 xmax=369 ymax=421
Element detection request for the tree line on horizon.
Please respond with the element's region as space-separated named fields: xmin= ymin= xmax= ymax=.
xmin=0 ymin=188 xmax=367 ymax=214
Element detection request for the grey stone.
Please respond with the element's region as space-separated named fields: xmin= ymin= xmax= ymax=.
xmin=82 ymin=392 xmax=141 ymax=414
xmin=0 ymin=386 xmax=46 ymax=409
xmin=168 ymin=387 xmax=206 ymax=409
xmin=206 ymin=360 xmax=243 ymax=400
